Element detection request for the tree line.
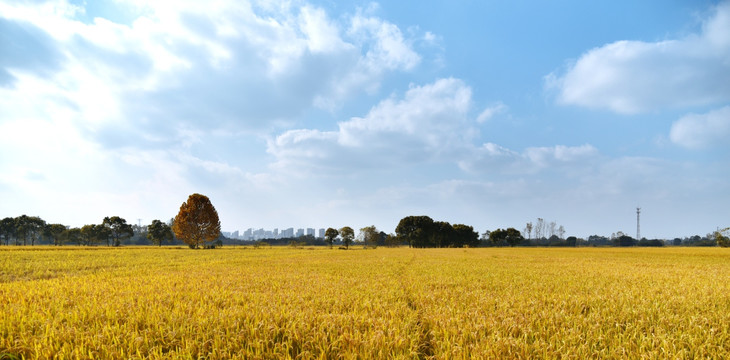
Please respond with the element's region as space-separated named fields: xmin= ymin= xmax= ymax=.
xmin=0 ymin=215 xmax=177 ymax=247
xmin=1 ymin=195 xmax=727 ymax=249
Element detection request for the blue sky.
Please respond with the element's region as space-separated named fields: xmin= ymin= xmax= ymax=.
xmin=1 ymin=0 xmax=728 ymax=239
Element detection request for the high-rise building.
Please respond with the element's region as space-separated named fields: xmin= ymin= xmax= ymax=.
xmin=318 ymin=228 xmax=325 ymax=239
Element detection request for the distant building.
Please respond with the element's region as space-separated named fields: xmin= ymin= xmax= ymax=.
xmin=228 ymin=226 xmax=329 ymax=240
xmin=282 ymin=228 xmax=294 ymax=238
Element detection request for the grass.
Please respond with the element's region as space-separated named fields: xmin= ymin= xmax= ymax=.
xmin=1 ymin=246 xmax=729 ymax=359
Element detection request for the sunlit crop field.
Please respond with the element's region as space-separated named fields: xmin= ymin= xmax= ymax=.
xmin=1 ymin=246 xmax=729 ymax=359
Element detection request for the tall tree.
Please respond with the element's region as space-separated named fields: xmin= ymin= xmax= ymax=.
xmin=431 ymin=221 xmax=455 ymax=248
xmin=80 ymin=225 xmax=95 ymax=246
xmin=172 ymin=193 xmax=221 ymax=249
xmin=45 ymin=224 xmax=67 ymax=246
xmin=14 ymin=215 xmax=30 ymax=246
xmin=81 ymin=224 xmax=108 ymax=246
xmin=715 ymin=227 xmax=730 ymax=247
xmin=324 ymin=227 xmax=339 ymax=248
xmin=548 ymin=221 xmax=557 ymax=239
xmin=505 ymin=228 xmax=524 ymax=247
xmin=29 ymin=217 xmax=45 ymax=245
xmin=359 ymin=225 xmax=379 ymax=248
xmin=147 ymin=219 xmax=174 ymax=247
xmin=339 ymin=226 xmax=354 ymax=249
xmin=14 ymin=215 xmax=45 ymax=246
xmin=453 ymin=224 xmax=479 ymax=247
xmin=535 ymin=218 xmax=545 ymax=240
xmin=103 ymin=216 xmax=134 ymax=247
xmin=395 ymin=216 xmax=434 ymax=248
xmin=63 ymin=227 xmax=82 ymax=245
xmin=524 ymin=222 xmax=533 ymax=241
xmin=0 ymin=217 xmax=15 ymax=246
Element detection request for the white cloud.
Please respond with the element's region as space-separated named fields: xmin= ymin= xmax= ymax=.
xmin=268 ymin=78 xmax=473 ymax=172
xmin=348 ymin=12 xmax=421 ymax=72
xmin=271 ymin=76 xmax=601 ymax=181
xmin=476 ymin=102 xmax=507 ymax=123
xmin=0 ymin=0 xmax=425 ymax=144
xmin=460 ymin=143 xmax=599 ymax=175
xmin=670 ymin=106 xmax=730 ymax=149
xmin=298 ymin=6 xmax=350 ymax=54
xmin=547 ymin=1 xmax=730 ymax=114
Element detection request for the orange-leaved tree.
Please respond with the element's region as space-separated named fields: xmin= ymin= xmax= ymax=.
xmin=172 ymin=193 xmax=221 ymax=249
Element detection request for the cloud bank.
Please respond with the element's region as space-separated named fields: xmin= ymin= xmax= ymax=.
xmin=548 ymin=2 xmax=730 ymax=114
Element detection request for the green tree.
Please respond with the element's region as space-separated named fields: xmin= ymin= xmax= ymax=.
xmin=324 ymin=227 xmax=338 ymax=248
xmin=359 ymin=225 xmax=379 ymax=249
xmin=172 ymin=193 xmax=221 ymax=249
xmin=385 ymin=233 xmax=400 ymax=247
xmin=452 ymin=224 xmax=479 ymax=247
xmin=431 ymin=221 xmax=455 ymax=248
xmin=81 ymin=224 xmax=108 ymax=246
xmin=45 ymin=224 xmax=67 ymax=246
xmin=395 ymin=215 xmax=434 ymax=248
xmin=489 ymin=228 xmax=524 ymax=247
xmin=0 ymin=217 xmax=15 ymax=246
xmin=615 ymin=234 xmax=636 ymax=247
xmin=103 ymin=216 xmax=134 ymax=247
xmin=566 ymin=236 xmax=578 ymax=247
xmin=63 ymin=227 xmax=82 ymax=245
xmin=339 ymin=226 xmax=354 ymax=249
xmin=15 ymin=215 xmax=45 ymax=246
xmin=715 ymin=227 xmax=730 ymax=248
xmin=147 ymin=219 xmax=174 ymax=247
xmin=80 ymin=224 xmax=95 ymax=246
xmin=505 ymin=228 xmax=524 ymax=247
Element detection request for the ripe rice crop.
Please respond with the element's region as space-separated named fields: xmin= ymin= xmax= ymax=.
xmin=1 ymin=247 xmax=729 ymax=359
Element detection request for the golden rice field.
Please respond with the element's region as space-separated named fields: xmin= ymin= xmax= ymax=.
xmin=1 ymin=246 xmax=729 ymax=359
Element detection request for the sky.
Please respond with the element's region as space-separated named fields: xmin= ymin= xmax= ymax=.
xmin=1 ymin=0 xmax=729 ymax=239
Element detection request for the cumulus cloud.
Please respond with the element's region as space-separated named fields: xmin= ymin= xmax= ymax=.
xmin=670 ymin=106 xmax=730 ymax=149
xmin=268 ymin=78 xmax=474 ymax=172
xmin=270 ymin=76 xmax=600 ymax=181
xmin=459 ymin=143 xmax=599 ymax=175
xmin=348 ymin=13 xmax=421 ymax=73
xmin=547 ymin=1 xmax=730 ymax=114
xmin=0 ymin=0 xmax=425 ymax=147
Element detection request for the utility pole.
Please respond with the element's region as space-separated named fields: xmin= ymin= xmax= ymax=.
xmin=636 ymin=208 xmax=641 ymax=242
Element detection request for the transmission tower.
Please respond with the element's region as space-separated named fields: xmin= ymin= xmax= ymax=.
xmin=636 ymin=207 xmax=641 ymax=241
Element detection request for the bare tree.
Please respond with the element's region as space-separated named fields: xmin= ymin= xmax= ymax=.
xmin=524 ymin=222 xmax=533 ymax=241
xmin=557 ymin=225 xmax=566 ymax=240
xmin=535 ymin=218 xmax=545 ymax=240
xmin=548 ymin=221 xmax=557 ymax=239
